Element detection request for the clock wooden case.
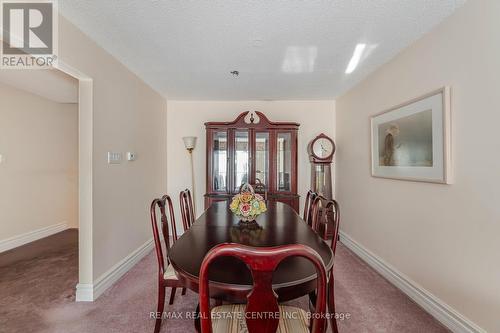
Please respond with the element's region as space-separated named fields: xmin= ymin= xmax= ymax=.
xmin=308 ymin=133 xmax=336 ymax=236
xmin=307 ymin=133 xmax=335 ymax=199
xmin=205 ymin=111 xmax=300 ymax=212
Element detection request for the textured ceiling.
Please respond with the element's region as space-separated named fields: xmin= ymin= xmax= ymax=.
xmin=59 ymin=0 xmax=466 ymax=100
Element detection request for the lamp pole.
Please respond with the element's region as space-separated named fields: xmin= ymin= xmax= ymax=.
xmin=188 ymin=147 xmax=196 ymax=216
xmin=182 ymin=137 xmax=197 ymax=216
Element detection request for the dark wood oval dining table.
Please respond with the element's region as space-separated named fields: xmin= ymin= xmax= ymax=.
xmin=168 ymin=201 xmax=334 ymax=303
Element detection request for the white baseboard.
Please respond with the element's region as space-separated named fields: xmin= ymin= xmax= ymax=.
xmin=339 ymin=231 xmax=485 ymax=333
xmin=75 ymin=283 xmax=94 ymax=302
xmin=76 ymin=238 xmax=154 ymax=302
xmin=0 ymin=222 xmax=68 ymax=253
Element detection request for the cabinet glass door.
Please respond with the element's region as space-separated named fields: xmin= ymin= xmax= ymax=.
xmin=234 ymin=131 xmax=249 ymax=191
xmin=212 ymin=131 xmax=227 ymax=191
xmin=277 ymin=132 xmax=292 ymax=192
xmin=254 ymin=132 xmax=269 ymax=187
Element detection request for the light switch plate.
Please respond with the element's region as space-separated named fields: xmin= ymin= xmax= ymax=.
xmin=107 ymin=152 xmax=122 ymax=164
xmin=126 ymin=152 xmax=137 ymax=161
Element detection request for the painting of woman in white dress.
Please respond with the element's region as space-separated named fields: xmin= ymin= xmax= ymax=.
xmin=371 ymin=87 xmax=451 ymax=183
xmin=378 ymin=109 xmax=433 ymax=167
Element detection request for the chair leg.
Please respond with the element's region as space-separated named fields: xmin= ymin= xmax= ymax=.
xmin=181 ymin=287 xmax=187 ymax=295
xmin=169 ymin=287 xmax=177 ymax=305
xmin=154 ymin=286 xmax=166 ymax=333
xmin=308 ymin=291 xmax=317 ymax=313
xmin=328 ymin=272 xmax=339 ymax=333
xmin=194 ymin=302 xmax=201 ymax=333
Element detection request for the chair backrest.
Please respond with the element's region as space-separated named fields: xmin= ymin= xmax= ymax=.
xmin=179 ymin=189 xmax=195 ymax=231
xmin=199 ymin=243 xmax=328 ymax=333
xmin=303 ymin=190 xmax=318 ymax=226
xmin=150 ymin=195 xmax=178 ymax=278
xmin=310 ymin=195 xmax=326 ymax=235
xmin=310 ymin=196 xmax=341 ymax=254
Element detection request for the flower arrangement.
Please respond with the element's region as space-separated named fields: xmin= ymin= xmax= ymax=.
xmin=230 ymin=183 xmax=267 ymax=222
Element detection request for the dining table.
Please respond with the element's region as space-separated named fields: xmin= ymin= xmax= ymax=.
xmin=168 ymin=200 xmax=334 ymax=304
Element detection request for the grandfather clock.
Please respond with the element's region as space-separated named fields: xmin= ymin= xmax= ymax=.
xmin=307 ymin=133 xmax=336 ymax=237
xmin=307 ymin=133 xmax=335 ymax=198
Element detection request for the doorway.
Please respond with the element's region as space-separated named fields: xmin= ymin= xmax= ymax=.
xmin=0 ymin=67 xmax=81 ymax=330
xmin=0 ymin=62 xmax=94 ymax=303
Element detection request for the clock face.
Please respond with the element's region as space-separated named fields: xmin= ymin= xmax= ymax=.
xmin=312 ymin=137 xmax=334 ymax=159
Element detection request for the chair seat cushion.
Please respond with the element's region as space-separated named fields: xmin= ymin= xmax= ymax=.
xmin=163 ymin=264 xmax=178 ymax=280
xmin=211 ymin=304 xmax=309 ymax=333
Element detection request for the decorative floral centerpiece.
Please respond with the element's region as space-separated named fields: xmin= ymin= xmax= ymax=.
xmin=230 ymin=183 xmax=267 ymax=222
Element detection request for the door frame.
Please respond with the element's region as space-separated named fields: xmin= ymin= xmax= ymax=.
xmin=54 ymin=61 xmax=94 ymax=301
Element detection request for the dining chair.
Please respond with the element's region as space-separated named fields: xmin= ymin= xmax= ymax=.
xmin=310 ymin=196 xmax=338 ymax=241
xmin=179 ymin=189 xmax=195 ymax=231
xmin=303 ymin=190 xmax=318 ymax=226
xmin=309 ymin=196 xmax=341 ymax=333
xmin=199 ymin=243 xmax=329 ymax=333
xmin=150 ymin=195 xmax=186 ymax=333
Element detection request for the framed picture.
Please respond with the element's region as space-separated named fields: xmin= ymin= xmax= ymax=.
xmin=371 ymin=87 xmax=452 ymax=184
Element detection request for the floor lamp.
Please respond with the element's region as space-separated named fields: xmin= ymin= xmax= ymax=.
xmin=182 ymin=136 xmax=197 ymax=216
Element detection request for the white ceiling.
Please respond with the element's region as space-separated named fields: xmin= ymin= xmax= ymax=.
xmin=0 ymin=69 xmax=78 ymax=103
xmin=59 ymin=0 xmax=466 ymax=100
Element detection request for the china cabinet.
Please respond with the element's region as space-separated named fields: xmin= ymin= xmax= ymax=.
xmin=205 ymin=111 xmax=299 ymax=212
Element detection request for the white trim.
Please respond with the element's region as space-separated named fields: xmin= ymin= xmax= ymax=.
xmin=339 ymin=231 xmax=485 ymax=333
xmin=54 ymin=60 xmax=94 ymax=294
xmin=0 ymin=223 xmax=68 ymax=253
xmin=75 ymin=283 xmax=94 ymax=302
xmin=76 ymin=239 xmax=154 ymax=302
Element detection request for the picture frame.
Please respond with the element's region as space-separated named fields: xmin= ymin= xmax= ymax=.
xmin=371 ymin=87 xmax=452 ymax=184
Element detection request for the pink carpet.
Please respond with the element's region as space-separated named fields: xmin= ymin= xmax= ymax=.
xmin=0 ymin=230 xmax=450 ymax=333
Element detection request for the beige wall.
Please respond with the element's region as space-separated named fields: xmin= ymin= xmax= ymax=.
xmin=59 ymin=17 xmax=168 ymax=281
xmin=167 ymin=100 xmax=335 ymax=232
xmin=0 ymin=82 xmax=78 ymax=241
xmin=336 ymin=1 xmax=499 ymax=331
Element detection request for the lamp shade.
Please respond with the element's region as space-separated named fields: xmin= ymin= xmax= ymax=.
xmin=182 ymin=136 xmax=197 ymax=150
